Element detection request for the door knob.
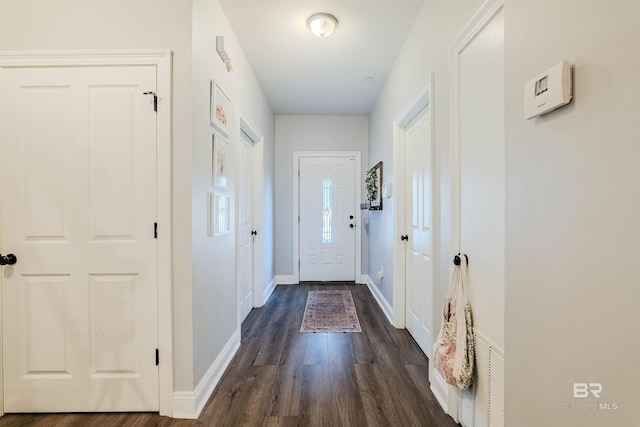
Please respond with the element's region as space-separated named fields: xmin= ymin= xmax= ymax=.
xmin=349 ymin=215 xmax=354 ymax=220
xmin=400 ymin=235 xmax=409 ymax=241
xmin=453 ymin=254 xmax=468 ymax=266
xmin=0 ymin=253 xmax=17 ymax=266
xmin=349 ymin=224 xmax=354 ymax=229
xmin=251 ymin=230 xmax=257 ymax=236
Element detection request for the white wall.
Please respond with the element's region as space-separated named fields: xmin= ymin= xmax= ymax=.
xmin=0 ymin=0 xmax=196 ymax=393
xmin=274 ymin=115 xmax=368 ymax=278
xmin=367 ymin=0 xmax=483 ymax=309
xmin=505 ymin=1 xmax=640 ymax=425
xmin=191 ymin=0 xmax=275 ymax=387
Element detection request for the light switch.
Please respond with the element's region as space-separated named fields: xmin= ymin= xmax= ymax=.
xmin=382 ymin=182 xmax=393 ymax=198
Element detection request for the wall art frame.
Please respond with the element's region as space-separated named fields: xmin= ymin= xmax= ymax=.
xmin=207 ymin=192 xmax=231 ymax=236
xmin=212 ymin=133 xmax=229 ymax=188
xmin=210 ymin=80 xmax=231 ymax=137
xmin=366 ymin=161 xmax=383 ymax=210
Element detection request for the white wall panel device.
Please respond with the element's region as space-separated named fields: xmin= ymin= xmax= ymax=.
xmin=524 ymin=60 xmax=573 ymax=119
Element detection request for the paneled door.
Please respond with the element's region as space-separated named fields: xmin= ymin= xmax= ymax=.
xmin=404 ymin=108 xmax=434 ymax=358
xmin=0 ymin=66 xmax=159 ymax=411
xmin=238 ymin=131 xmax=255 ymax=321
xmin=299 ymin=156 xmax=356 ymax=281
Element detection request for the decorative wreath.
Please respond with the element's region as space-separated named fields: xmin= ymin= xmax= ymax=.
xmin=365 ymin=168 xmax=378 ymax=201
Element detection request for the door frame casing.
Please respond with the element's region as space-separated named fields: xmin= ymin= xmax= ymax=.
xmin=0 ymin=50 xmax=174 ymax=416
xmin=392 ymin=74 xmax=441 ymax=404
xmin=293 ymin=151 xmax=362 ymax=284
xmin=392 ymin=74 xmax=435 ymax=329
xmin=235 ymin=107 xmax=265 ymax=329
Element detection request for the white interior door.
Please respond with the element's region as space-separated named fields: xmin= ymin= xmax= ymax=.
xmin=0 ymin=66 xmax=159 ymax=412
xmin=404 ymin=108 xmax=434 ymax=358
xmin=458 ymin=7 xmax=505 ymax=352
xmin=299 ymin=156 xmax=356 ymax=282
xmin=238 ymin=132 xmax=254 ymax=321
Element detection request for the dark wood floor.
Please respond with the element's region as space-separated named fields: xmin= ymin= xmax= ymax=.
xmin=0 ymin=283 xmax=457 ymax=427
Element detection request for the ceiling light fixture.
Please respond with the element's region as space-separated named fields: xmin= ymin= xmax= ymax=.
xmin=307 ymin=13 xmax=338 ymax=38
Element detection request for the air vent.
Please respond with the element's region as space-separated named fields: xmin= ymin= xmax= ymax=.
xmin=458 ymin=330 xmax=505 ymax=427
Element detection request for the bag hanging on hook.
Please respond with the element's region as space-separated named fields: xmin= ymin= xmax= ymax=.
xmin=433 ymin=254 xmax=474 ymax=389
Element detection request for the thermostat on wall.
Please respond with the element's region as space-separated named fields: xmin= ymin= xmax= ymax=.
xmin=524 ymin=60 xmax=573 ymax=119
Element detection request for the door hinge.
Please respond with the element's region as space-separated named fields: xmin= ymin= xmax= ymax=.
xmin=154 ymin=222 xmax=158 ymax=239
xmin=156 ymin=349 xmax=159 ymax=366
xmin=143 ymin=91 xmax=158 ymax=112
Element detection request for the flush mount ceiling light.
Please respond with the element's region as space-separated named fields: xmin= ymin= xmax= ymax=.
xmin=307 ymin=13 xmax=338 ymax=38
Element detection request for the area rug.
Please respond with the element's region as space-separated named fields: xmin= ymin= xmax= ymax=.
xmin=300 ymin=290 xmax=362 ymax=333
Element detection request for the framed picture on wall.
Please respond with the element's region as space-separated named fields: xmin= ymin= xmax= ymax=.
xmin=210 ymin=80 xmax=231 ymax=138
xmin=207 ymin=192 xmax=231 ymax=237
xmin=215 ymin=193 xmax=231 ymax=236
xmin=366 ymin=161 xmax=383 ymax=210
xmin=212 ymin=134 xmax=229 ymax=188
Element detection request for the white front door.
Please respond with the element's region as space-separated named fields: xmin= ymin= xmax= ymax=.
xmin=0 ymin=66 xmax=159 ymax=412
xmin=238 ymin=132 xmax=254 ymax=321
xmin=299 ymin=156 xmax=356 ymax=281
xmin=404 ymin=108 xmax=434 ymax=358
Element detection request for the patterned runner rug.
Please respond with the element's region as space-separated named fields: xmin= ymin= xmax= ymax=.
xmin=300 ymin=290 xmax=362 ymax=333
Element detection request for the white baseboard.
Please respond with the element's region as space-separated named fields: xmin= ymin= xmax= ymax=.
xmin=172 ymin=392 xmax=197 ymax=419
xmin=263 ymin=276 xmax=276 ymax=304
xmin=364 ymin=275 xmax=393 ymax=324
xmin=172 ymin=329 xmax=240 ymax=419
xmin=275 ymin=274 xmax=296 ymax=285
xmin=430 ymin=368 xmax=450 ymax=414
xmin=276 ymin=275 xmax=367 ymax=285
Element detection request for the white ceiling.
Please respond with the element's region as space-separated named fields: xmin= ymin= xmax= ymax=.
xmin=219 ymin=0 xmax=425 ymax=115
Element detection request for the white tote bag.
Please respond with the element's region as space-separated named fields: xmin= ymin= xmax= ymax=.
xmin=433 ymin=255 xmax=474 ymax=389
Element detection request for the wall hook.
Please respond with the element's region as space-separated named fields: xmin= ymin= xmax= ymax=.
xmin=453 ymin=253 xmax=468 ymax=266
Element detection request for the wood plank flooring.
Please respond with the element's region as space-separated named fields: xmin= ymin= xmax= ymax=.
xmin=0 ymin=283 xmax=457 ymax=427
